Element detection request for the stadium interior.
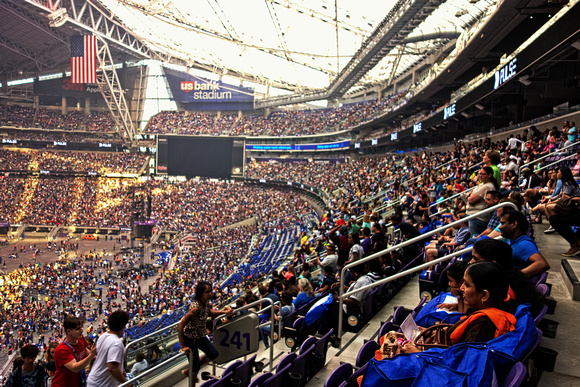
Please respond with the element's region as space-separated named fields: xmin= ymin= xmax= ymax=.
xmin=1 ymin=0 xmax=580 ymax=386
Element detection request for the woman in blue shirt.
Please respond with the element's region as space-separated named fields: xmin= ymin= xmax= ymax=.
xmin=293 ymin=278 xmax=315 ymax=309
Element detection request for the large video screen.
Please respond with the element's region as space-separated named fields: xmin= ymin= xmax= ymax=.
xmin=156 ymin=136 xmax=244 ymax=179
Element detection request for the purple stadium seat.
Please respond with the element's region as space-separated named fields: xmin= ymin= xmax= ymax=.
xmin=355 ymin=340 xmax=379 ymax=368
xmin=276 ymin=352 xmax=297 ymax=373
xmin=378 ymin=320 xmax=395 ymax=340
xmin=522 ymin=328 xmax=543 ymax=361
xmin=346 ymin=363 xmax=367 ymax=387
xmin=249 ymin=372 xmax=272 ymax=387
xmin=392 ymin=306 xmax=410 ymax=326
xmin=232 ymin=354 xmax=257 ymax=386
xmin=531 ymin=272 xmax=548 ymax=287
xmin=222 ymin=360 xmax=242 ymax=376
xmin=536 ymin=283 xmax=550 ymax=298
xmin=262 ymin=363 xmax=292 ymax=387
xmin=411 ymin=296 xmax=428 ymax=318
xmin=199 ymin=379 xmax=218 ymax=387
xmin=533 ymin=304 xmax=548 ymax=326
xmin=502 ymin=362 xmax=527 ymax=387
xmin=312 ymin=328 xmax=335 ymax=372
xmin=324 ymin=362 xmax=353 ymax=387
xmin=291 ymin=344 xmax=315 ymax=387
xmin=211 ymin=371 xmax=234 ymax=387
xmin=300 ymin=336 xmax=318 ymax=354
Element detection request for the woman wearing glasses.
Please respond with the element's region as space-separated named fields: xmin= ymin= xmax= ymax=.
xmin=465 ymin=166 xmax=500 ymax=236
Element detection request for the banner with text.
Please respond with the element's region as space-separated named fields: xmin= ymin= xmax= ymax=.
xmin=164 ymin=67 xmax=254 ymax=109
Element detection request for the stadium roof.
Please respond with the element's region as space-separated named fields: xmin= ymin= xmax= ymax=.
xmin=96 ymin=0 xmax=496 ymax=95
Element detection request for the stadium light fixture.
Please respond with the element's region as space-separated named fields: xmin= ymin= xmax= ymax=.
xmin=48 ymin=8 xmax=68 ymax=28
xmin=518 ymin=75 xmax=532 ymax=86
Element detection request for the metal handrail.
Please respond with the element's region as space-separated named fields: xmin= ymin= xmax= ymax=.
xmin=518 ymin=139 xmax=580 ymax=178
xmin=211 ymin=297 xmax=276 ymax=374
xmin=527 ymin=152 xmax=577 ymax=177
xmin=428 ymin=186 xmax=476 ymax=218
xmin=468 ymin=160 xmax=484 ymax=171
xmin=433 ymin=157 xmax=458 ymax=171
xmin=125 ymin=303 xmax=193 ymax=355
xmin=118 ymin=351 xmax=190 ymax=387
xmin=336 ymin=201 xmax=517 ymax=346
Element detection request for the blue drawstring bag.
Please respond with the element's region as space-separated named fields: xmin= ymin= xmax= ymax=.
xmin=362 ymin=304 xmax=538 ymax=387
xmin=414 ymin=292 xmax=464 ymax=327
xmin=304 ymin=294 xmax=334 ymax=326
xmin=413 ymin=359 xmax=468 ymax=387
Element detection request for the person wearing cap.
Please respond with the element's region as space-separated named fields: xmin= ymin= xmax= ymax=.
xmin=519 ymin=168 xmax=541 ymax=191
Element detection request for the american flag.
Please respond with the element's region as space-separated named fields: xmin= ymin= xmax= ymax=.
xmin=70 ymin=35 xmax=96 ymax=84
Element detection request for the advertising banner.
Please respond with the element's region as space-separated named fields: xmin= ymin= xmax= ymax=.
xmin=34 ymin=77 xmax=102 ymax=97
xmin=164 ymin=67 xmax=254 ymax=107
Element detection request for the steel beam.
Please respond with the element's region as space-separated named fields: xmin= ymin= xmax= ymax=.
xmin=95 ymin=36 xmax=136 ymax=145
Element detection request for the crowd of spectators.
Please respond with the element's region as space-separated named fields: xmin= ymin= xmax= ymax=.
xmin=0 ymin=149 xmax=33 ymax=170
xmin=0 ymin=180 xmax=315 ymax=365
xmin=0 ymin=128 xmax=122 ymax=144
xmin=0 ymin=105 xmax=115 ymax=132
xmin=0 ymin=149 xmax=146 ymax=173
xmin=0 ymin=117 xmax=577 ymax=384
xmin=144 ymin=90 xmax=409 ymax=137
xmin=0 ymin=106 xmax=34 ymax=128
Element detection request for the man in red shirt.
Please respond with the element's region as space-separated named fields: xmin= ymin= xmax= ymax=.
xmin=52 ymin=316 xmax=97 ymax=387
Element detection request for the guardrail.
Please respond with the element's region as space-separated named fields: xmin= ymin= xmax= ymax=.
xmin=527 ymin=152 xmax=577 ymax=178
xmin=122 ymin=298 xmax=277 ymax=385
xmin=118 ymin=351 xmax=190 ymax=387
xmin=125 ymin=303 xmax=193 ymax=356
xmin=518 ymin=139 xmax=580 ymax=180
xmin=428 ymin=186 xmax=476 ymax=218
xmin=336 ymin=201 xmax=518 ymax=347
xmin=210 ymin=298 xmax=277 ymax=374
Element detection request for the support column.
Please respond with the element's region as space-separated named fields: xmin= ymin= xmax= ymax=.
xmin=85 ymin=97 xmax=91 ymax=114
xmin=1 ymin=75 xmax=7 ymax=118
xmin=61 ymin=96 xmax=67 ymax=114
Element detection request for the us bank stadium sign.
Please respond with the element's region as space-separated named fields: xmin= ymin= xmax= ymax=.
xmin=164 ymin=67 xmax=254 ymax=103
xmin=180 ymin=80 xmax=234 ymax=100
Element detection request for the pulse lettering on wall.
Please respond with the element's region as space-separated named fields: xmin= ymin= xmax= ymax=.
xmin=494 ymin=58 xmax=517 ymax=90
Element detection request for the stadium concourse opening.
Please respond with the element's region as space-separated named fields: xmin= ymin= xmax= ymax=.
xmin=2 ymin=0 xmax=580 ymax=385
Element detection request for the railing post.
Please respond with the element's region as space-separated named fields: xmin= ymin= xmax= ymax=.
xmin=189 ymin=351 xmax=194 ymax=387
xmin=336 ymin=201 xmax=517 ymax=348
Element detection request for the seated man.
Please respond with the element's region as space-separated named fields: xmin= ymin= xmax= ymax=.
xmin=425 ymin=214 xmax=470 ymax=265
xmin=499 ymin=210 xmax=550 ymax=277
xmin=321 ymin=263 xmax=376 ymax=332
xmin=459 ymin=192 xmax=504 ymax=248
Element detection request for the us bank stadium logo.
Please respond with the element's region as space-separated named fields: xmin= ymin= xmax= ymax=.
xmin=180 ymin=80 xmax=233 ymax=100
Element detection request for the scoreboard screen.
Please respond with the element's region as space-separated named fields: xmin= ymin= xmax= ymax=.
xmin=156 ymin=135 xmax=244 ymax=179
